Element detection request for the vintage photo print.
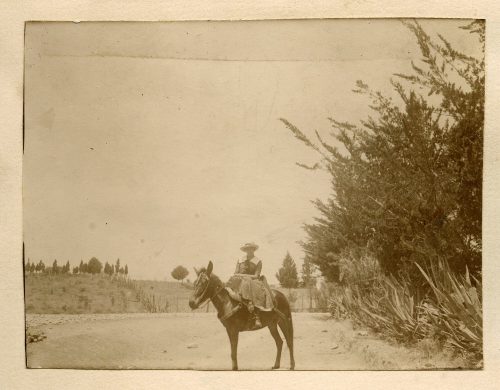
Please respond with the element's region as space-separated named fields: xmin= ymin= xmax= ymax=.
xmin=23 ymin=18 xmax=484 ymax=370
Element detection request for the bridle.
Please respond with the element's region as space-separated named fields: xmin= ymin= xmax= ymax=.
xmin=195 ymin=272 xmax=224 ymax=308
xmin=193 ymin=271 xmax=243 ymax=323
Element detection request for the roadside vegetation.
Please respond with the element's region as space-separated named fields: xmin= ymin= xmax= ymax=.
xmin=281 ymin=20 xmax=484 ymax=367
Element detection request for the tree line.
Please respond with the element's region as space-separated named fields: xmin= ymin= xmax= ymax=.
xmin=25 ymin=257 xmax=129 ymax=276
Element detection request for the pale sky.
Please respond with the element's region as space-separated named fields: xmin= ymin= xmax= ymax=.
xmin=23 ymin=19 xmax=481 ymax=282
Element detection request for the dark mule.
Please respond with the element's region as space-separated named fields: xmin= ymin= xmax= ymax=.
xmin=189 ymin=261 xmax=295 ymax=370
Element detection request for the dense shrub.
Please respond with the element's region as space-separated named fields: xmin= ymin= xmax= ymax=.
xmin=282 ymin=20 xmax=484 ymax=281
xmin=329 ymin=258 xmax=482 ymax=359
xmin=282 ymin=20 xmax=483 ymax=362
xmin=417 ymin=260 xmax=482 ymax=357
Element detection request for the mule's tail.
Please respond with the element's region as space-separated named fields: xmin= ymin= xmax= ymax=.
xmin=272 ymin=289 xmax=295 ymax=369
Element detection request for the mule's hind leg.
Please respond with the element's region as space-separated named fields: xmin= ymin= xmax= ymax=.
xmin=278 ymin=317 xmax=295 ymax=370
xmin=268 ymin=323 xmax=283 ymax=369
xmin=226 ymin=328 xmax=239 ymax=371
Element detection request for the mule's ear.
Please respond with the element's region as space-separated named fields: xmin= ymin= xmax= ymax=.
xmin=206 ymin=261 xmax=213 ymax=276
xmin=193 ymin=267 xmax=199 ymax=276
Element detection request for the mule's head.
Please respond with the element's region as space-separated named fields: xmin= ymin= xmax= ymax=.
xmin=188 ymin=261 xmax=213 ymax=309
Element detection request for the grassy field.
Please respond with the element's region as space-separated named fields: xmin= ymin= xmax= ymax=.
xmin=24 ymin=274 xmax=195 ymax=314
xmin=24 ymin=273 xmax=325 ymax=314
xmin=24 ymin=274 xmax=147 ymax=314
xmin=133 ymin=279 xmax=198 ymax=313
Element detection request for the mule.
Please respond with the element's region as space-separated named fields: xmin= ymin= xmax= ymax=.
xmin=188 ymin=261 xmax=295 ymax=370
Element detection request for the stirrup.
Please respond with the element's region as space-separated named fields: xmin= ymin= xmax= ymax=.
xmin=251 ymin=314 xmax=262 ymax=329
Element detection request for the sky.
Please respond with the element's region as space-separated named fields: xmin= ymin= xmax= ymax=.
xmin=23 ymin=19 xmax=482 ymax=282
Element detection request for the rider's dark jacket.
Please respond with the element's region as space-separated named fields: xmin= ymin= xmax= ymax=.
xmin=234 ymin=257 xmax=262 ymax=277
xmin=228 ymin=256 xmax=273 ymax=311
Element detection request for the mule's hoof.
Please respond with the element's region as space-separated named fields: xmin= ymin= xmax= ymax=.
xmin=272 ymin=365 xmax=280 ymax=370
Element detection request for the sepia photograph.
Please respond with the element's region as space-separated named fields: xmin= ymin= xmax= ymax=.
xmin=23 ymin=18 xmax=484 ymax=371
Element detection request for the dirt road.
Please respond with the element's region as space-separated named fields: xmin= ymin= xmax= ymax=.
xmin=26 ymin=313 xmax=369 ymax=370
xmin=26 ymin=312 xmax=463 ymax=370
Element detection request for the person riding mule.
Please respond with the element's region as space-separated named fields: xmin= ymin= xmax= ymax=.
xmin=226 ymin=242 xmax=275 ymax=330
xmin=188 ymin=260 xmax=295 ymax=370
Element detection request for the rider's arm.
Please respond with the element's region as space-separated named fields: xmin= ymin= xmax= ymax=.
xmin=254 ymin=261 xmax=262 ymax=278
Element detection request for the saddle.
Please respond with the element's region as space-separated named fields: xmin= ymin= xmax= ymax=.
xmin=220 ymin=284 xmax=286 ymax=326
xmin=225 ymin=275 xmax=275 ymax=311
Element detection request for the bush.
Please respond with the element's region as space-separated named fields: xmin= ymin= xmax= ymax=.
xmin=329 ymin=258 xmax=482 ymax=361
xmin=342 ymin=275 xmax=426 ymax=342
xmin=417 ymin=259 xmax=482 ymax=357
xmin=312 ymin=282 xmax=336 ymax=312
xmin=338 ymin=247 xmax=382 ymax=288
xmin=328 ymin=285 xmax=348 ymax=319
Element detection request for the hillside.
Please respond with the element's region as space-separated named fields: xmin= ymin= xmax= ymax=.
xmin=133 ymin=280 xmax=196 ymax=312
xmin=24 ymin=274 xmax=201 ymax=314
xmin=24 ymin=273 xmax=325 ymax=314
xmin=24 ymin=274 xmax=146 ymax=314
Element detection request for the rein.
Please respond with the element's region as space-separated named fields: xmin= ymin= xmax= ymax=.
xmin=199 ymin=283 xmax=242 ymax=323
xmin=197 ymin=276 xmax=224 ymax=309
xmin=195 ymin=274 xmax=241 ymax=323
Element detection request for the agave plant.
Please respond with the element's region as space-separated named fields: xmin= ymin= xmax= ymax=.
xmin=416 ymin=259 xmax=482 ymax=356
xmin=330 ymin=253 xmax=482 ymax=363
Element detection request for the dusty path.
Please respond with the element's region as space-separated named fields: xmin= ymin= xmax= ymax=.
xmin=26 ymin=313 xmax=366 ymax=370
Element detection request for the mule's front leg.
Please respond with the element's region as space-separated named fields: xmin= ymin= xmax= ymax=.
xmin=227 ymin=329 xmax=239 ymax=370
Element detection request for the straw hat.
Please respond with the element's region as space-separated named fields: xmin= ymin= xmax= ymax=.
xmin=240 ymin=242 xmax=259 ymax=252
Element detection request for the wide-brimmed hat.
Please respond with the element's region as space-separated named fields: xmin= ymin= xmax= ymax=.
xmin=240 ymin=242 xmax=259 ymax=252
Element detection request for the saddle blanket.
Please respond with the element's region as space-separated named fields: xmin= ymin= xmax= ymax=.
xmin=226 ymin=275 xmax=275 ymax=311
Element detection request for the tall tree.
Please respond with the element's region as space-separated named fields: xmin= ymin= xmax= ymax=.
xmin=281 ymin=20 xmax=484 ymax=281
xmin=88 ymin=257 xmax=103 ymax=274
xmin=124 ymin=264 xmax=128 ymax=276
xmin=301 ymin=257 xmax=316 ymax=288
xmin=171 ymin=265 xmax=189 ymax=284
xmin=276 ymin=252 xmax=299 ymax=289
xmin=52 ymin=259 xmax=59 ymax=274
